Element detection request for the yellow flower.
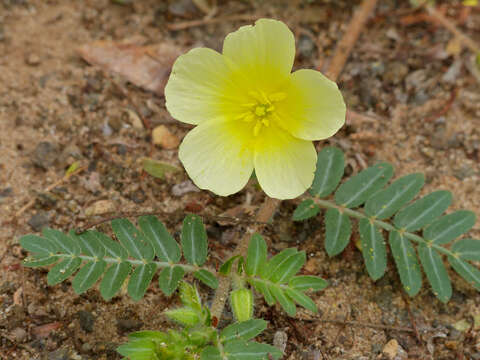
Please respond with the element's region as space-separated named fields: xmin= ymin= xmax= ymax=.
xmin=165 ymin=19 xmax=346 ymax=199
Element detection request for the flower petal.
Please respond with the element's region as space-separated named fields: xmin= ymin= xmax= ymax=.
xmin=165 ymin=48 xmax=244 ymax=125
xmin=179 ymin=119 xmax=254 ymax=196
xmin=254 ymin=126 xmax=316 ymax=199
xmin=275 ymin=69 xmax=346 ymax=141
xmin=222 ymin=19 xmax=295 ymax=91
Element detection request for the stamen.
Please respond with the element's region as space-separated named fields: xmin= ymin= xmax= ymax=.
xmin=269 ymin=92 xmax=287 ymax=102
xmin=255 ymin=106 xmax=266 ymax=116
xmin=253 ymin=122 xmax=262 ymax=137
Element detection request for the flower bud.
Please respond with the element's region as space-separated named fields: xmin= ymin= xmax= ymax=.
xmin=230 ymin=288 xmax=253 ymax=322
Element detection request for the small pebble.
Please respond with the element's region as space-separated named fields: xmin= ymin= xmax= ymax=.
xmin=171 ymin=180 xmax=200 ymax=196
xmin=25 ymin=53 xmax=41 ymax=66
xmin=116 ymin=318 xmax=143 ymax=334
xmin=12 ymin=327 xmax=27 ymax=343
xmin=152 ymin=125 xmax=180 ymax=149
xmin=77 ymin=310 xmax=95 ymax=333
xmin=85 ymin=200 xmax=116 ymax=216
xmin=27 ymin=211 xmax=49 ymax=232
xmin=32 ymin=141 xmax=59 ymax=170
xmin=273 ymin=330 xmax=288 ymax=352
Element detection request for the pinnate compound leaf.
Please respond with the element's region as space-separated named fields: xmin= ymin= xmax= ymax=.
xmin=358 ymin=218 xmax=386 ymax=280
xmin=72 ymin=260 xmax=107 ymax=294
xmin=221 ymin=319 xmax=267 ymax=343
xmin=423 ymin=211 xmax=476 ymax=245
xmin=43 ymin=228 xmax=80 ymax=255
xmin=128 ymin=262 xmax=157 ymax=301
xmin=165 ymin=308 xmax=200 ymax=327
xmin=418 ymin=244 xmax=452 ymax=303
xmin=288 ymin=276 xmax=328 ymax=292
xmin=269 ymin=284 xmax=296 ymax=316
xmin=448 ymin=256 xmax=480 ymax=291
xmin=452 ymin=239 xmax=480 ymax=262
xmin=224 ymin=340 xmax=282 ymax=360
xmin=181 ymin=214 xmax=208 ymax=266
xmin=388 ymin=231 xmax=422 ymax=296
xmin=220 ymin=255 xmax=242 ymax=275
xmin=262 ymin=248 xmax=297 ymax=279
xmin=364 ymin=173 xmax=425 ymax=220
xmin=393 ymin=191 xmax=452 ymax=232
xmin=334 ymin=162 xmax=394 ymax=208
xmin=292 ymin=199 xmax=320 ymax=221
xmin=284 ymin=288 xmax=317 ymax=313
xmin=100 ymin=262 xmax=131 ymax=300
xmin=309 ymin=146 xmax=345 ymax=198
xmin=194 ymin=269 xmax=218 ymax=289
xmin=325 ymin=208 xmax=352 ymax=257
xmin=138 ymin=215 xmax=181 ymax=263
xmin=248 ymin=279 xmax=275 ymax=306
xmin=75 ymin=231 xmax=106 ymax=258
xmin=201 ymin=346 xmax=222 ymax=360
xmin=112 ymin=219 xmax=154 ymax=261
xmin=47 ymin=257 xmax=82 ymax=285
xmin=20 ymin=234 xmax=57 ymax=255
xmin=269 ymin=251 xmax=306 ymax=284
xmin=116 ymin=339 xmax=156 ymax=360
xmin=158 ymin=266 xmax=184 ymax=296
xmin=246 ymin=234 xmax=267 ymax=276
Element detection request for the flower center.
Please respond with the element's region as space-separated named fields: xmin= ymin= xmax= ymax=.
xmin=236 ymin=91 xmax=287 ymax=136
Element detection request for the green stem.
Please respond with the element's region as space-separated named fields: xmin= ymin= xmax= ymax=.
xmin=314 ymin=198 xmax=455 ymax=258
xmin=52 ymin=253 xmax=213 ymax=273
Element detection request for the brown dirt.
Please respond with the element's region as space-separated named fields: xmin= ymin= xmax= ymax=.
xmin=1 ymin=0 xmax=480 ymax=359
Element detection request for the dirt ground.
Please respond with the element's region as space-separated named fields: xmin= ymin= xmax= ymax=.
xmin=1 ymin=0 xmax=480 ymax=359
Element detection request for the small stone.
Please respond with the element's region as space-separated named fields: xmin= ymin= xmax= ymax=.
xmin=383 ymin=62 xmax=408 ymax=85
xmin=32 ymin=141 xmax=59 ymax=170
xmin=77 ymin=310 xmax=95 ymax=333
xmin=168 ymin=0 xmax=199 ymax=18
xmin=12 ymin=327 xmax=27 ymax=343
xmin=25 ymin=53 xmax=41 ymax=66
xmin=298 ymin=34 xmax=315 ymax=58
xmin=152 ymin=125 xmax=180 ymax=149
xmin=273 ymin=330 xmax=288 ymax=352
xmin=27 ymin=211 xmax=49 ymax=232
xmin=116 ymin=318 xmax=143 ymax=334
xmin=382 ymin=339 xmax=399 ymax=359
xmin=85 ymin=200 xmax=116 ymax=216
xmin=81 ymin=342 xmax=92 ymax=353
xmin=47 ymin=348 xmax=70 ymax=360
xmin=171 ymin=180 xmax=200 ymax=196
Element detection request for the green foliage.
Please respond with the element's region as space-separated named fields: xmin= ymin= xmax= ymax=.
xmin=293 ymin=146 xmax=479 ymax=303
xmin=20 ymin=216 xmax=217 ymax=301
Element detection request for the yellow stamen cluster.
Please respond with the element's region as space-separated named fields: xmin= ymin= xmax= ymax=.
xmin=237 ymin=91 xmax=287 ymax=136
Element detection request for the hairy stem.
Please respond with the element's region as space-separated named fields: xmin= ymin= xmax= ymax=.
xmin=314 ymin=198 xmax=456 ymax=258
xmin=210 ymin=197 xmax=280 ymax=320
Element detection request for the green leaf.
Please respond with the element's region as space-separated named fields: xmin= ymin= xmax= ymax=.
xmin=393 ymin=191 xmax=452 ymax=231
xmin=75 ymin=231 xmax=106 ymax=258
xmin=181 ymin=214 xmax=208 ymax=266
xmin=128 ymin=330 xmax=167 ymax=342
xmin=138 ymin=215 xmax=181 ymax=263
xmin=158 ymin=266 xmax=184 ymax=296
xmin=292 ymin=199 xmax=320 ymax=221
xmin=358 ymin=218 xmax=386 ymax=280
xmin=418 ymin=244 xmax=452 ymax=303
xmin=246 ymin=234 xmax=267 ymax=276
xmin=165 ymin=308 xmax=200 ymax=327
xmin=117 ymin=339 xmax=156 ymax=360
xmin=100 ymin=262 xmax=131 ymax=300
xmin=20 ymin=234 xmax=57 ymax=255
xmin=142 ymin=157 xmax=181 ymax=179
xmin=178 ymin=282 xmax=202 ymax=311
xmin=72 ymin=260 xmax=107 ymax=294
xmin=448 ymin=256 xmax=480 ymax=291
xmin=248 ymin=279 xmax=275 ymax=306
xmin=128 ymin=263 xmax=157 ymax=301
xmin=288 ymin=276 xmax=328 ymax=292
xmin=194 ymin=269 xmax=219 ymax=289
xmin=23 ymin=254 xmax=58 ymax=267
xmin=219 ymin=255 xmax=242 ymax=275
xmin=201 ymin=346 xmax=222 ymax=360
xmin=111 ymin=219 xmax=154 ymax=261
xmin=423 ymin=211 xmax=476 ymax=245
xmin=43 ymin=228 xmax=80 ymax=255
xmin=261 ymin=248 xmax=297 ymax=279
xmin=269 ymin=284 xmax=296 ymax=316
xmin=452 ymin=239 xmax=480 ymax=261
xmin=309 ymin=146 xmax=345 ymax=198
xmin=220 ymin=319 xmax=267 ymax=343
xmin=388 ymin=231 xmax=422 ymax=296
xmin=364 ymin=173 xmax=425 ymax=220
xmin=325 ymin=208 xmax=352 ymax=257
xmin=95 ymin=232 xmax=128 ymax=260
xmin=268 ymin=251 xmax=305 ymax=284
xmin=334 ymin=162 xmax=394 ymax=208
xmin=224 ymin=340 xmax=282 ymax=360
xmin=284 ymin=288 xmax=317 ymax=313
xmin=47 ymin=256 xmax=82 ymax=285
